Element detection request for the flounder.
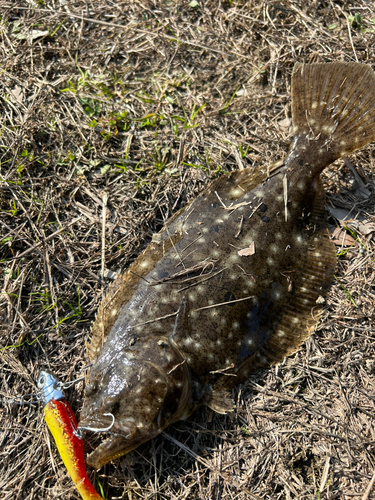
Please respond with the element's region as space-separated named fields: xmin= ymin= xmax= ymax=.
xmin=80 ymin=62 xmax=375 ymax=469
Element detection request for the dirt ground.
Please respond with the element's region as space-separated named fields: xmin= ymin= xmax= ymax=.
xmin=1 ymin=1 xmax=375 ymax=499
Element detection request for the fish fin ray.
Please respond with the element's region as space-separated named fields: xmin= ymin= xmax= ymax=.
xmin=205 ymin=389 xmax=235 ymax=414
xmin=205 ymin=168 xmax=268 ymax=202
xmin=292 ymin=62 xmax=375 ymax=159
xmin=86 ymin=272 xmax=132 ymax=362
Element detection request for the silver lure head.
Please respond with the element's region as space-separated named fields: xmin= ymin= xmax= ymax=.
xmin=37 ymin=370 xmax=64 ymax=405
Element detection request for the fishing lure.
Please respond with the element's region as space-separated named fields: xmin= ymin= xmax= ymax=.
xmin=38 ymin=370 xmax=104 ymax=500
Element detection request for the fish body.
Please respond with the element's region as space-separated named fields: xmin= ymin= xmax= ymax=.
xmin=38 ymin=371 xmax=104 ymax=499
xmin=80 ymin=62 xmax=375 ymax=469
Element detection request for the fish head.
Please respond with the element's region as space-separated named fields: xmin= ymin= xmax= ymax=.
xmin=79 ymin=337 xmax=192 ymax=469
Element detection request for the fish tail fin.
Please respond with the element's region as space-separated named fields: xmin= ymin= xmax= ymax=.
xmin=291 ymin=62 xmax=375 ymax=172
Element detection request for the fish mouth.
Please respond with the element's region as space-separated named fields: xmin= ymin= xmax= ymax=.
xmin=78 ymin=415 xmax=147 ymax=469
xmin=85 ymin=434 xmax=135 ymax=469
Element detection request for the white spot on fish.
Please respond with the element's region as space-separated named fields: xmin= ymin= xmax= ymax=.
xmin=267 ymin=257 xmax=274 ymax=266
xmin=230 ymin=188 xmax=244 ymax=198
xmin=277 ymin=330 xmax=285 ymax=337
xmin=111 ymin=309 xmax=118 ymax=316
xmin=229 ymin=253 xmax=240 ymax=263
xmin=270 ymin=244 xmax=278 ymax=253
xmin=233 ymin=321 xmax=240 ymax=329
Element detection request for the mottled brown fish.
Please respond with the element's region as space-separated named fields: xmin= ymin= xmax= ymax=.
xmin=79 ymin=62 xmax=375 ymax=469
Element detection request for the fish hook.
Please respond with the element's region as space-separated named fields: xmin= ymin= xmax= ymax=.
xmin=77 ymin=412 xmax=115 ymax=435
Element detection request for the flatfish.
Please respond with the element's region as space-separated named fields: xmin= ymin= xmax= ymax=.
xmin=79 ymin=62 xmax=375 ymax=469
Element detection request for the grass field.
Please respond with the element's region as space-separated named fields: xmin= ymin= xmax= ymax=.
xmin=1 ymin=1 xmax=375 ymax=499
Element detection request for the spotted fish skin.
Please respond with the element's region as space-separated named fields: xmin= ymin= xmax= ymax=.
xmin=80 ymin=62 xmax=375 ymax=469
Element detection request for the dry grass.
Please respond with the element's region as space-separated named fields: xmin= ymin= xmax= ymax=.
xmin=1 ymin=1 xmax=375 ymax=499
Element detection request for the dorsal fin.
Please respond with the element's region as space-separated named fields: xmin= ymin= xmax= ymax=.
xmin=291 ymin=62 xmax=375 ymax=162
